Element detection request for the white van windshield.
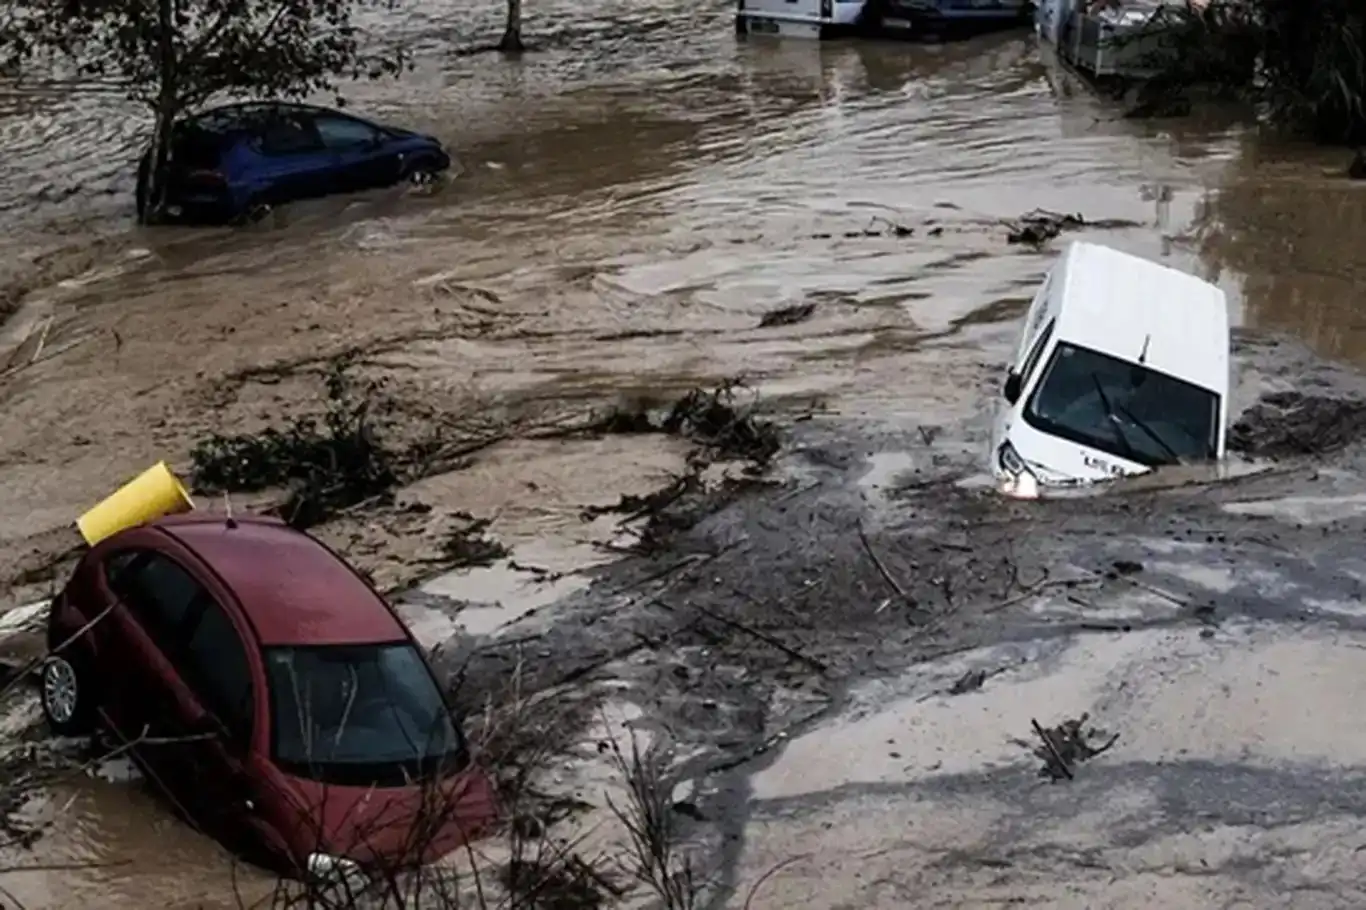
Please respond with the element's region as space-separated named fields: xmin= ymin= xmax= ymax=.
xmin=1023 ymin=342 xmax=1219 ymax=467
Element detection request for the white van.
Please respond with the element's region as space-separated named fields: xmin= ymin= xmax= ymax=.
xmin=990 ymin=241 xmax=1229 ymax=496
xmin=734 ymin=0 xmax=865 ymax=38
xmin=735 ymin=0 xmax=1030 ymax=38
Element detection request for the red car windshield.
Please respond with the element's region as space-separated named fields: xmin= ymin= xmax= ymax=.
xmin=265 ymin=643 xmax=466 ymax=786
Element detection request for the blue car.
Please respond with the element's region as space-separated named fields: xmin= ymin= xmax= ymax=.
xmin=136 ymin=102 xmax=452 ymax=224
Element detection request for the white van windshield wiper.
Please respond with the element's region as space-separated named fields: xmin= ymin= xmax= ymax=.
xmin=1113 ymin=400 xmax=1181 ymax=465
xmin=1091 ymin=374 xmax=1139 ymax=461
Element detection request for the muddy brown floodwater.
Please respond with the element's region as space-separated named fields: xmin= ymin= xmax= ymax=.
xmin=4 ymin=0 xmax=1366 ymax=906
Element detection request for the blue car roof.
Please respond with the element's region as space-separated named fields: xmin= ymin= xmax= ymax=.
xmin=186 ymin=102 xmax=375 ymax=134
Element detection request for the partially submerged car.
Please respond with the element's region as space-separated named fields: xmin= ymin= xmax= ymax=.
xmin=991 ymin=240 xmax=1229 ymax=496
xmin=41 ymin=513 xmax=496 ymax=877
xmin=735 ymin=0 xmax=1032 ymax=39
xmin=136 ymin=101 xmax=452 ymax=224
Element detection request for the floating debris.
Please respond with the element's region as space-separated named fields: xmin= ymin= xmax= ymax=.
xmin=1005 ymin=209 xmax=1141 ymax=246
xmin=586 ymin=380 xmax=781 ymax=466
xmin=948 ymin=668 xmax=988 ymax=695
xmin=1007 ymin=210 xmax=1084 ymax=246
xmin=190 ymin=356 xmax=398 ymax=529
xmin=758 ymin=302 xmax=816 ymax=328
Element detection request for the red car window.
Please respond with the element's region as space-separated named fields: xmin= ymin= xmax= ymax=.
xmin=181 ymin=599 xmax=255 ymax=742
xmin=107 ymin=550 xmax=206 ymax=650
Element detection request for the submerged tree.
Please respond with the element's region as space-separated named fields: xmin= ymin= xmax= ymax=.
xmin=1151 ymin=0 xmax=1366 ymax=143
xmin=0 ymin=0 xmax=408 ymax=222
xmin=499 ymin=0 xmax=524 ymax=53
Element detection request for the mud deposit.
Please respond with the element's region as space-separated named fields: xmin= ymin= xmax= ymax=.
xmin=6 ymin=0 xmax=1366 ymax=906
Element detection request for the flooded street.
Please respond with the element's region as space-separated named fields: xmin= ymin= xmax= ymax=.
xmin=5 ymin=0 xmax=1366 ymax=906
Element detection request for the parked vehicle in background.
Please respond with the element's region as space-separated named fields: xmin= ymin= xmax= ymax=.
xmin=735 ymin=0 xmax=1033 ymax=39
xmin=40 ymin=513 xmax=496 ymax=878
xmin=1035 ymin=0 xmax=1192 ymax=80
xmin=136 ymin=102 xmax=453 ymax=224
xmin=735 ymin=0 xmax=865 ymax=38
xmin=991 ymin=240 xmax=1230 ymax=496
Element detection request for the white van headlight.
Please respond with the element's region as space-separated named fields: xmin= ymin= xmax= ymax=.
xmin=997 ymin=441 xmax=1029 ymax=477
xmin=997 ymin=442 xmax=1041 ymax=500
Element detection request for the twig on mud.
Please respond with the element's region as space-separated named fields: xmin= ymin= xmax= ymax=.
xmin=1028 ymin=714 xmax=1120 ymax=782
xmin=95 ymin=724 xmax=205 ymax=838
xmin=702 ymin=706 xmax=830 ymax=777
xmin=1073 ymin=565 xmax=1190 ymax=608
xmin=28 ymin=315 xmax=53 ymax=365
xmin=604 ymin=731 xmax=701 ymax=910
xmin=722 ymin=582 xmax=817 ymax=631
xmin=0 ymin=859 xmax=132 ymax=873
xmin=541 ymin=638 xmax=666 ymax=691
xmin=332 ymin=491 xmax=399 ymax=519
xmin=0 ymin=880 xmax=26 ymax=910
xmin=56 ymin=725 xmax=214 ymax=791
xmin=655 ymin=597 xmax=828 ymax=676
xmin=771 ymin=479 xmax=821 ymax=505
xmin=606 ymin=553 xmax=716 ymax=597
xmin=1031 ymin=718 xmax=1074 ymax=781
xmin=584 ymin=473 xmax=697 ymax=529
xmin=857 ymin=523 xmax=918 ymax=614
xmin=743 ymin=855 xmax=812 ymax=910
xmin=982 ymin=576 xmax=1094 ymax=614
xmin=412 ymin=430 xmax=515 ymax=479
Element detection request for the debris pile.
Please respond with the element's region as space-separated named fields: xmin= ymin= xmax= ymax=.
xmin=1004 ymin=209 xmax=1142 ymax=247
xmin=661 ymin=381 xmax=782 ymax=465
xmin=807 ymin=215 xmax=916 ymax=242
xmin=1028 ymin=713 xmax=1119 ymax=781
xmin=500 ymin=855 xmax=621 ymax=910
xmin=1228 ymin=391 xmax=1366 ymax=457
xmin=758 ymin=302 xmax=816 ymax=328
xmin=441 ymin=513 xmax=510 ymax=568
xmin=189 ymin=357 xmax=399 ymax=528
xmin=571 ymin=381 xmax=783 ymax=554
xmin=187 ymin=374 xmax=784 ymax=564
xmin=588 ymin=379 xmax=782 ymax=466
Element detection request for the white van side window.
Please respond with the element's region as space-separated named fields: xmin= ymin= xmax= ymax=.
xmin=1015 ymin=270 xmax=1056 ymax=365
xmin=1019 ymin=318 xmax=1056 ymax=386
xmin=1028 ymin=277 xmax=1052 ymax=336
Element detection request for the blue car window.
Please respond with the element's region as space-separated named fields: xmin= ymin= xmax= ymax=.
xmin=315 ymin=116 xmax=380 ymax=150
xmin=258 ymin=114 xmax=321 ymax=155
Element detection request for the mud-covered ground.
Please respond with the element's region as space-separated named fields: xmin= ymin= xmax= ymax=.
xmin=5 ymin=326 xmax=1366 ymax=909
xmin=424 ymin=330 xmax=1366 ymax=908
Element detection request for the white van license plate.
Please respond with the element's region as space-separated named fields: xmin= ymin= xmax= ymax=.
xmin=750 ymin=17 xmax=780 ymax=33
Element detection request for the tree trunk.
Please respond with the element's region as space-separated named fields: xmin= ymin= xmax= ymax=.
xmin=139 ymin=0 xmax=179 ymax=224
xmin=498 ymin=0 xmax=524 ymax=53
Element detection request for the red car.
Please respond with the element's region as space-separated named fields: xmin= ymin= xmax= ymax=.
xmin=40 ymin=513 xmax=496 ymax=878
